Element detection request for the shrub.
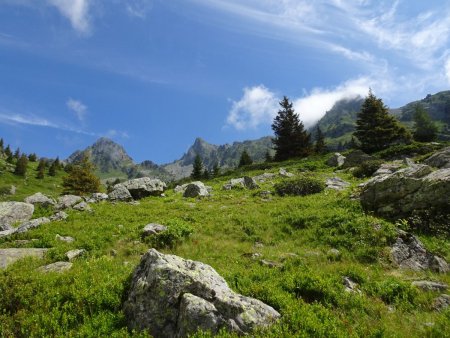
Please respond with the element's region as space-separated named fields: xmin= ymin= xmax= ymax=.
xmin=376 ymin=142 xmax=443 ymax=160
xmin=275 ymin=176 xmax=325 ymax=196
xmin=147 ymin=219 xmax=193 ymax=249
xmin=353 ymin=159 xmax=384 ymax=178
xmin=369 ymin=278 xmax=417 ymax=307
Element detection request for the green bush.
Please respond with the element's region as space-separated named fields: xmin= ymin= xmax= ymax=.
xmin=376 ymin=142 xmax=443 ymax=160
xmin=368 ymin=278 xmax=418 ymax=307
xmin=275 ymin=176 xmax=325 ymax=196
xmin=147 ymin=219 xmax=193 ymax=249
xmin=353 ymin=159 xmax=384 ymax=178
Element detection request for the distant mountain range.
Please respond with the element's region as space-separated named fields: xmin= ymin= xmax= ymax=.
xmin=67 ymin=90 xmax=450 ymax=180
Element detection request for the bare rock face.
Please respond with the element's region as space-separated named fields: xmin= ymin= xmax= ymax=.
xmin=24 ymin=192 xmax=56 ymax=207
xmin=391 ymin=230 xmax=449 ymax=273
xmin=116 ymin=178 xmax=167 ymax=199
xmin=123 ymin=249 xmax=280 ymax=337
xmin=0 ymin=202 xmax=34 ymax=231
xmin=360 ymin=164 xmax=450 ymax=220
xmin=182 ymin=182 xmax=210 ymax=198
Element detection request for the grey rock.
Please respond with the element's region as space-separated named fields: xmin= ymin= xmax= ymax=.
xmin=16 ymin=217 xmax=51 ymax=234
xmin=108 ymin=185 xmax=133 ymax=202
xmin=0 ymin=229 xmax=17 ymax=239
xmin=411 ymin=281 xmax=448 ymax=292
xmin=327 ymin=153 xmax=346 ymax=167
xmin=433 ymin=294 xmax=450 ymax=311
xmin=86 ymin=192 xmax=109 ymax=203
xmin=223 ymin=177 xmax=259 ymax=190
xmin=425 ymin=146 xmax=450 ymax=168
xmin=38 ymin=261 xmax=73 ymax=273
xmin=66 ymin=249 xmax=86 ymax=261
xmin=343 ymin=277 xmax=361 ymax=294
xmin=260 ymin=260 xmax=282 ymax=268
xmin=56 ymin=195 xmax=83 ymax=210
xmin=183 ymin=182 xmax=210 ymax=198
xmin=243 ymin=176 xmax=259 ymax=190
xmin=327 ymin=248 xmax=341 ymax=260
xmin=116 ymin=177 xmax=167 ymax=199
xmin=50 ymin=211 xmax=68 ymax=221
xmin=391 ymin=231 xmax=449 ymax=273
xmin=342 ymin=150 xmax=373 ymax=168
xmin=24 ymin=192 xmax=56 ymax=207
xmin=279 ymin=168 xmax=294 ymax=177
xmin=253 ymin=173 xmax=276 ymax=183
xmin=0 ymin=248 xmax=48 ymax=269
xmin=0 ymin=202 xmax=34 ymax=231
xmin=123 ymin=249 xmax=280 ymax=337
xmin=373 ymin=162 xmax=403 ymax=176
xmin=360 ymin=164 xmax=450 ymax=220
xmin=56 ymin=234 xmax=75 ymax=243
xmin=142 ymin=223 xmax=167 ymax=238
xmin=73 ymin=201 xmax=91 ymax=212
xmin=326 ymin=177 xmax=350 ymax=191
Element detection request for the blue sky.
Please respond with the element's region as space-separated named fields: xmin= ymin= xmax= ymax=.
xmin=1 ymin=0 xmax=450 ymax=164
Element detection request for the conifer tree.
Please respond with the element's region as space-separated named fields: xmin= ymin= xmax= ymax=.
xmin=354 ymin=90 xmax=411 ymax=153
xmin=202 ymin=168 xmax=210 ymax=179
xmin=14 ymin=154 xmax=28 ymax=176
xmin=238 ymin=149 xmax=253 ymax=167
xmin=48 ymin=160 xmax=57 ymax=176
xmin=62 ymin=154 xmax=100 ymax=195
xmin=36 ymin=159 xmax=46 ymax=172
xmin=0 ymin=138 xmax=3 ymax=153
xmin=5 ymin=145 xmax=13 ymax=163
xmin=272 ymin=96 xmax=311 ymax=161
xmin=191 ymin=154 xmax=203 ymax=180
xmin=13 ymin=148 xmax=20 ymax=160
xmin=264 ymin=150 xmax=273 ymax=163
xmin=212 ymin=162 xmax=220 ymax=177
xmin=36 ymin=164 xmax=45 ymax=179
xmin=413 ymin=104 xmax=438 ymax=142
xmin=314 ymin=126 xmax=326 ymax=154
xmin=28 ymin=153 xmax=37 ymax=162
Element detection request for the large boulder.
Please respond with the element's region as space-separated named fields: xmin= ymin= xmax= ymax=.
xmin=326 ymin=177 xmax=350 ymax=191
xmin=16 ymin=217 xmax=51 ymax=234
xmin=391 ymin=230 xmax=449 ymax=273
xmin=116 ymin=178 xmax=166 ymax=199
xmin=108 ymin=185 xmax=133 ymax=202
xmin=327 ymin=153 xmax=346 ymax=167
xmin=183 ymin=182 xmax=210 ymax=198
xmin=223 ymin=176 xmax=259 ymax=190
xmin=360 ymin=164 xmax=450 ymax=219
xmin=0 ymin=202 xmax=34 ymax=231
xmin=123 ymin=249 xmax=280 ymax=337
xmin=425 ymin=146 xmax=450 ymax=168
xmin=341 ymin=150 xmax=373 ymax=168
xmin=24 ymin=192 xmax=56 ymax=207
xmin=56 ymin=195 xmax=83 ymax=210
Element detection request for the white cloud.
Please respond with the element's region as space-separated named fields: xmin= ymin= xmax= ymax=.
xmin=0 ymin=112 xmax=58 ymax=128
xmin=47 ymin=0 xmax=91 ymax=34
xmin=105 ymin=129 xmax=130 ymax=139
xmin=67 ymin=98 xmax=87 ymax=121
xmin=226 ymin=85 xmax=278 ymax=130
xmin=125 ymin=0 xmax=153 ymax=19
xmin=446 ymin=58 xmax=450 ymax=84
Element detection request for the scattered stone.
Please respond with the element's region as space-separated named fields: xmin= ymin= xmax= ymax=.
xmin=66 ymin=249 xmax=86 ymax=261
xmin=341 ymin=150 xmax=373 ymax=169
xmin=142 ymin=223 xmax=167 ymax=238
xmin=433 ymin=294 xmax=450 ymax=311
xmin=123 ymin=249 xmax=280 ymax=337
xmin=279 ymin=168 xmax=294 ymax=177
xmin=425 ymin=146 xmax=450 ymax=168
xmin=24 ymin=192 xmax=56 ymax=207
xmin=241 ymin=252 xmax=262 ymax=260
xmin=243 ymin=176 xmax=260 ymax=190
xmin=223 ymin=176 xmax=259 ymax=190
xmin=325 ymin=177 xmax=350 ymax=191
xmin=253 ymin=173 xmax=276 ymax=183
xmin=116 ymin=178 xmax=167 ymax=199
xmin=343 ymin=277 xmax=361 ymax=294
xmin=0 ymin=248 xmax=48 ymax=269
xmin=50 ymin=211 xmax=68 ymax=221
xmin=109 ymin=184 xmax=133 ymax=202
xmin=373 ymin=162 xmax=403 ymax=176
xmin=391 ymin=230 xmax=449 ymax=273
xmin=55 ymin=234 xmax=75 ymax=243
xmin=327 ymin=153 xmax=346 ymax=167
xmin=73 ymin=201 xmax=91 ymax=212
xmin=260 ymin=259 xmax=282 ymax=268
xmin=0 ymin=229 xmax=18 ymax=238
xmin=183 ymin=182 xmax=210 ymax=198
xmin=327 ymin=248 xmax=341 ymax=260
xmin=38 ymin=261 xmax=73 ymax=273
xmin=360 ymin=164 xmax=450 ymax=220
xmin=0 ymin=202 xmax=34 ymax=231
xmin=56 ymin=195 xmax=83 ymax=210
xmin=16 ymin=217 xmax=51 ymax=234
xmin=86 ymin=192 xmax=109 ymax=203
xmin=411 ymin=281 xmax=448 ymax=292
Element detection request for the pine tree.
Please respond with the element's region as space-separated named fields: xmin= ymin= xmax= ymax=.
xmin=36 ymin=164 xmax=45 ymax=179
xmin=264 ymin=150 xmax=273 ymax=163
xmin=354 ymin=90 xmax=411 ymax=153
xmin=28 ymin=153 xmax=37 ymax=162
xmin=62 ymin=154 xmax=100 ymax=195
xmin=272 ymin=96 xmax=311 ymax=161
xmin=14 ymin=154 xmax=28 ymax=177
xmin=13 ymin=148 xmax=20 ymax=160
xmin=413 ymin=104 xmax=438 ymax=142
xmin=212 ymin=162 xmax=220 ymax=177
xmin=5 ymin=145 xmax=13 ymax=163
xmin=191 ymin=154 xmax=203 ymax=180
xmin=202 ymin=168 xmax=210 ymax=179
xmin=48 ymin=160 xmax=57 ymax=176
xmin=238 ymin=149 xmax=253 ymax=167
xmin=0 ymin=138 xmax=3 ymax=153
xmin=314 ymin=126 xmax=326 ymax=154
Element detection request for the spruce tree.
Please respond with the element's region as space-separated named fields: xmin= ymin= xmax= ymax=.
xmin=191 ymin=155 xmax=203 ymax=180
xmin=5 ymin=145 xmax=13 ymax=163
xmin=14 ymin=154 xmax=28 ymax=177
xmin=314 ymin=126 xmax=326 ymax=154
xmin=238 ymin=149 xmax=253 ymax=167
xmin=264 ymin=150 xmax=273 ymax=163
xmin=272 ymin=96 xmax=311 ymax=161
xmin=13 ymin=148 xmax=20 ymax=160
xmin=36 ymin=165 xmax=45 ymax=179
xmin=28 ymin=153 xmax=37 ymax=162
xmin=202 ymin=168 xmax=210 ymax=179
xmin=48 ymin=160 xmax=57 ymax=176
xmin=62 ymin=154 xmax=100 ymax=195
xmin=354 ymin=90 xmax=411 ymax=153
xmin=212 ymin=162 xmax=220 ymax=177
xmin=413 ymin=104 xmax=438 ymax=142
xmin=0 ymin=138 xmax=3 ymax=153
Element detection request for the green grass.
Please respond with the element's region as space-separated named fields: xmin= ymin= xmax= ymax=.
xmin=0 ymin=155 xmax=449 ymax=337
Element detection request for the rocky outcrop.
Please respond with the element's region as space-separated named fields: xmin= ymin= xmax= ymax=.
xmin=56 ymin=195 xmax=83 ymax=210
xmin=123 ymin=249 xmax=280 ymax=337
xmin=24 ymin=192 xmax=56 ymax=207
xmin=411 ymin=281 xmax=448 ymax=292
xmin=86 ymin=193 xmax=109 ymax=203
xmin=360 ymin=164 xmax=450 ymax=219
xmin=108 ymin=185 xmax=133 ymax=202
xmin=0 ymin=202 xmax=34 ymax=231
xmin=223 ymin=176 xmax=259 ymax=190
xmin=391 ymin=230 xmax=449 ymax=273
xmin=326 ymin=177 xmax=350 ymax=191
xmin=327 ymin=153 xmax=346 ymax=167
xmin=16 ymin=217 xmax=51 ymax=234
xmin=0 ymin=248 xmax=48 ymax=269
xmin=116 ymin=178 xmax=166 ymax=199
xmin=253 ymin=173 xmax=276 ymax=183
xmin=183 ymin=182 xmax=210 ymax=198
xmin=342 ymin=150 xmax=373 ymax=168
xmin=425 ymin=146 xmax=450 ymax=168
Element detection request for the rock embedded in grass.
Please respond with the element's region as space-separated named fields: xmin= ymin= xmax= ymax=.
xmin=115 ymin=177 xmax=167 ymax=199
xmin=24 ymin=192 xmax=56 ymax=207
xmin=123 ymin=249 xmax=280 ymax=337
xmin=38 ymin=261 xmax=73 ymax=273
xmin=0 ymin=202 xmax=34 ymax=231
xmin=108 ymin=185 xmax=133 ymax=202
xmin=182 ymin=182 xmax=210 ymax=198
xmin=142 ymin=223 xmax=167 ymax=238
xmin=66 ymin=249 xmax=86 ymax=261
xmin=411 ymin=281 xmax=448 ymax=292
xmin=0 ymin=248 xmax=48 ymax=269
xmin=56 ymin=195 xmax=83 ymax=210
